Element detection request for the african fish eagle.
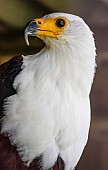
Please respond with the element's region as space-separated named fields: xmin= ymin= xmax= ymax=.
xmin=0 ymin=12 xmax=96 ymax=170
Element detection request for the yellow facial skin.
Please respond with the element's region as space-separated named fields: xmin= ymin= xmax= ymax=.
xmin=35 ymin=17 xmax=69 ymax=39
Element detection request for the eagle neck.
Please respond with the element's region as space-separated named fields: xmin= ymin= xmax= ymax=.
xmin=43 ymin=42 xmax=95 ymax=96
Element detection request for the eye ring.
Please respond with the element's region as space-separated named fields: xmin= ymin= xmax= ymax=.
xmin=55 ymin=18 xmax=66 ymax=28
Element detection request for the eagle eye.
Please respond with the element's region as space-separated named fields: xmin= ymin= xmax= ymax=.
xmin=55 ymin=19 xmax=66 ymax=28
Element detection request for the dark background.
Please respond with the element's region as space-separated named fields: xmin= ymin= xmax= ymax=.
xmin=0 ymin=0 xmax=108 ymax=170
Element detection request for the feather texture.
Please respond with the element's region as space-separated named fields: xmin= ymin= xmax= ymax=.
xmin=0 ymin=56 xmax=64 ymax=170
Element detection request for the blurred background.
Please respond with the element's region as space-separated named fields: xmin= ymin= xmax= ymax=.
xmin=0 ymin=0 xmax=108 ymax=169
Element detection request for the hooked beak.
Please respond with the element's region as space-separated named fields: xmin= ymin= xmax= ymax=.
xmin=24 ymin=20 xmax=38 ymax=46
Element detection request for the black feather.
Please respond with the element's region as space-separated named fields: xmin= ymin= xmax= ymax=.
xmin=0 ymin=55 xmax=23 ymax=119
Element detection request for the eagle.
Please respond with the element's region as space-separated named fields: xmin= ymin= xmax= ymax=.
xmin=0 ymin=13 xmax=96 ymax=170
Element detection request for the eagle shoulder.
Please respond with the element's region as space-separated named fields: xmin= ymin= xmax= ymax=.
xmin=0 ymin=55 xmax=23 ymax=115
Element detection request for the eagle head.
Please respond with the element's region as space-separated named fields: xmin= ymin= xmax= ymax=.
xmin=24 ymin=13 xmax=94 ymax=47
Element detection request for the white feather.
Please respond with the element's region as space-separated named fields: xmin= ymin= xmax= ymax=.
xmin=1 ymin=13 xmax=96 ymax=170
